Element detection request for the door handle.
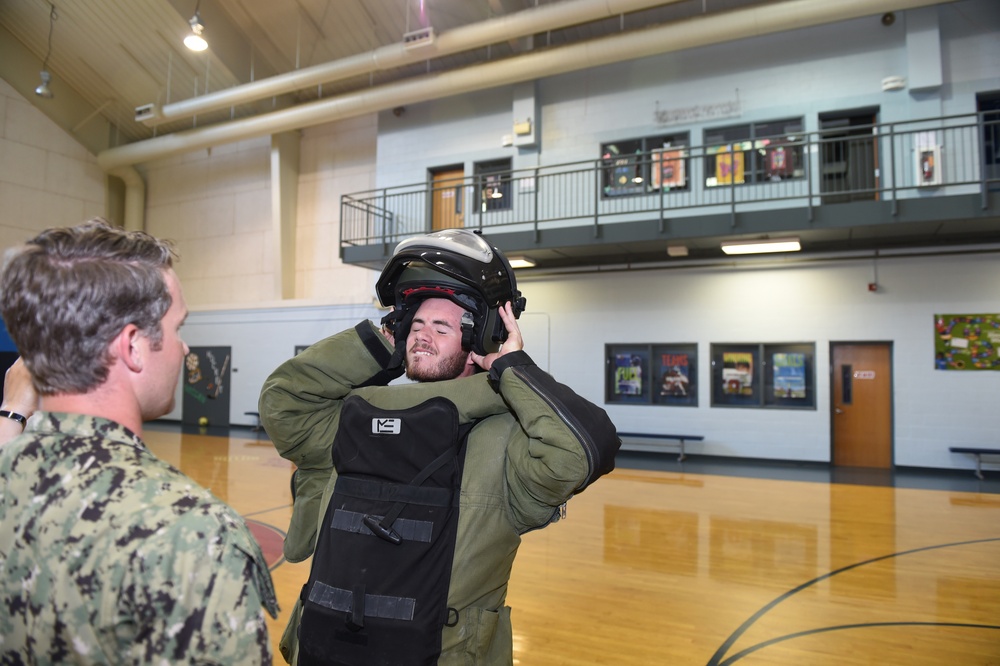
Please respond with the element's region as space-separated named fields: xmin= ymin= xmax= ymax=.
xmin=834 ymin=407 xmax=844 ymax=415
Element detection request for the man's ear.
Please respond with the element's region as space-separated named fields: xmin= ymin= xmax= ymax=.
xmin=114 ymin=324 xmax=144 ymax=373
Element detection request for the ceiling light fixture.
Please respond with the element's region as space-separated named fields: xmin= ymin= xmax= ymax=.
xmin=34 ymin=3 xmax=57 ymax=99
xmin=508 ymin=256 xmax=536 ymax=269
xmin=721 ymin=237 xmax=801 ymax=255
xmin=184 ymin=1 xmax=208 ymax=52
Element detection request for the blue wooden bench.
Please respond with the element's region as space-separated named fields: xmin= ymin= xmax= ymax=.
xmin=949 ymin=447 xmax=1000 ymax=480
xmin=617 ymin=432 xmax=704 ymax=462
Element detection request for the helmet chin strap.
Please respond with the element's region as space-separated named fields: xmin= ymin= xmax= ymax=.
xmin=380 ymin=307 xmax=415 ymax=371
xmin=460 ymin=311 xmax=476 ymax=352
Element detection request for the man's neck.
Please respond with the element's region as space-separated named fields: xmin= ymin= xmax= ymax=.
xmin=42 ymin=387 xmax=144 ymax=438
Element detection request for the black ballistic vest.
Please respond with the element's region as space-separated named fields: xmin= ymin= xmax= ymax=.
xmin=297 ymin=395 xmax=471 ymax=666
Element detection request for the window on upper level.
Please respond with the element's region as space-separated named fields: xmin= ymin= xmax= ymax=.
xmin=474 ymin=158 xmax=512 ymax=212
xmin=601 ymin=132 xmax=690 ymax=198
xmin=704 ymin=118 xmax=805 ymax=187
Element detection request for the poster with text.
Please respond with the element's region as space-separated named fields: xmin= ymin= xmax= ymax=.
xmin=722 ymin=351 xmax=754 ymax=395
xmin=658 ymin=352 xmax=691 ymax=398
xmin=772 ymin=352 xmax=807 ymax=398
xmin=934 ymin=314 xmax=1000 ymax=370
xmin=615 ymin=354 xmax=643 ymax=395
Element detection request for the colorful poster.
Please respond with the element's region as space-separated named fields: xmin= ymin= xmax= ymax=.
xmin=602 ymin=150 xmax=644 ymax=196
xmin=722 ymin=352 xmax=753 ymax=395
xmin=773 ymin=352 xmax=806 ymax=398
xmin=934 ymin=314 xmax=1000 ymax=370
xmin=658 ymin=352 xmax=691 ymax=397
xmin=715 ymin=150 xmax=745 ymax=185
xmin=615 ymin=354 xmax=643 ymax=395
xmin=652 ymin=149 xmax=686 ymax=189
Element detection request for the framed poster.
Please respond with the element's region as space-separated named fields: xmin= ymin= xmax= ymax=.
xmin=712 ymin=343 xmax=816 ymax=408
xmin=714 ymin=149 xmax=745 ymax=185
xmin=934 ymin=314 xmax=1000 ymax=370
xmin=651 ymin=148 xmax=687 ymax=190
xmin=711 ymin=344 xmax=759 ymax=407
xmin=602 ymin=153 xmax=644 ymax=197
xmin=916 ymin=145 xmax=941 ymax=187
xmin=764 ymin=343 xmax=816 ymax=408
xmin=652 ymin=343 xmax=698 ymax=406
xmin=605 ymin=345 xmax=650 ymax=404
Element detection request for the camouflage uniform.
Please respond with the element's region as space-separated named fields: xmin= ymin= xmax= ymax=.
xmin=0 ymin=412 xmax=279 ymax=665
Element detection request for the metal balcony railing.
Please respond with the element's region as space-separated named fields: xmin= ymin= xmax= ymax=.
xmin=340 ymin=112 xmax=999 ymax=252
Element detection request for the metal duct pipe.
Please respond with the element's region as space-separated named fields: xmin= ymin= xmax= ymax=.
xmin=99 ymin=0 xmax=954 ymax=172
xmin=107 ymin=166 xmax=146 ymax=232
xmin=144 ymin=0 xmax=687 ymax=127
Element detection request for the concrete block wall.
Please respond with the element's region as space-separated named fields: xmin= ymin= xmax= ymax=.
xmin=0 ymin=78 xmax=105 ymax=247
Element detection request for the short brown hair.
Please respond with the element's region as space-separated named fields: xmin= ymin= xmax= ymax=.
xmin=0 ymin=219 xmax=177 ymax=395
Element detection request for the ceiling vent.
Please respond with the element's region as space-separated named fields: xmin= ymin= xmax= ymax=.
xmin=403 ymin=27 xmax=435 ymax=49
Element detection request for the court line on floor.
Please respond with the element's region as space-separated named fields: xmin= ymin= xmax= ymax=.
xmin=706 ymin=536 xmax=1000 ymax=666
xmin=716 ymin=621 xmax=1000 ymax=664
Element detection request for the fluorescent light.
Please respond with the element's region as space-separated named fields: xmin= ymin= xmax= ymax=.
xmin=508 ymin=256 xmax=536 ymax=269
xmin=667 ymin=245 xmax=688 ymax=257
xmin=721 ymin=237 xmax=801 ymax=255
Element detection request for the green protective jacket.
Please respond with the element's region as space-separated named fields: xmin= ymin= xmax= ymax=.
xmin=259 ymin=320 xmax=620 ymax=665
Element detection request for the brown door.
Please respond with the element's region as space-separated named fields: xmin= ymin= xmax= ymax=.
xmin=431 ymin=169 xmax=465 ymax=230
xmin=831 ymin=343 xmax=892 ymax=468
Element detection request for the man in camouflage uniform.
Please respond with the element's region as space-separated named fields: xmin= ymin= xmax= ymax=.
xmin=0 ymin=219 xmax=279 ymax=664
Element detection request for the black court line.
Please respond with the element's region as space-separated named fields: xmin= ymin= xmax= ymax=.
xmin=707 ymin=537 xmax=1000 ymax=666
xmin=242 ymin=504 xmax=293 ymax=519
xmin=717 ymin=622 xmax=1000 ymax=665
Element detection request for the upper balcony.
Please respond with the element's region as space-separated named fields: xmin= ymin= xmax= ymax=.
xmin=341 ymin=112 xmax=1000 ymax=271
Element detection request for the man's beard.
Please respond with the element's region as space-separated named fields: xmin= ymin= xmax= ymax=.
xmin=405 ymin=345 xmax=469 ymax=382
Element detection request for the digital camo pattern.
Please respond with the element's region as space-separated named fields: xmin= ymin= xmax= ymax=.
xmin=0 ymin=412 xmax=279 ymax=665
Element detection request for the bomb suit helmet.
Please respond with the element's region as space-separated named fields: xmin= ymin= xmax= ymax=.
xmin=375 ymin=229 xmax=526 ymax=356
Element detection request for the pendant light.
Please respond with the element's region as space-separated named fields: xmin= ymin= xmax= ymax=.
xmin=184 ymin=1 xmax=208 ymax=51
xmin=34 ymin=3 xmax=57 ymax=99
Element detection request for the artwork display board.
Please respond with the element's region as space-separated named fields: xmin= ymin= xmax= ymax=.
xmin=606 ymin=343 xmax=697 ymax=406
xmin=934 ymin=314 xmax=1000 ymax=370
xmin=711 ymin=343 xmax=816 ymax=409
xmin=182 ymin=346 xmax=232 ymax=426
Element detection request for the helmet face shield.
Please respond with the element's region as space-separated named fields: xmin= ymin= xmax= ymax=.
xmin=376 ymin=229 xmax=525 ymax=355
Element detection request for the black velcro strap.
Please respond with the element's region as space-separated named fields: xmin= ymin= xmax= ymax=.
xmin=349 ymin=583 xmax=366 ymax=631
xmin=354 ymin=321 xmax=405 ymax=387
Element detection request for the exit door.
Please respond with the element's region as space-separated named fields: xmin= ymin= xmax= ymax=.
xmin=831 ymin=342 xmax=893 ymax=468
xmin=431 ymin=168 xmax=465 ymax=231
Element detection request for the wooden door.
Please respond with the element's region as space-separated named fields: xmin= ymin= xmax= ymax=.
xmin=431 ymin=169 xmax=465 ymax=230
xmin=831 ymin=343 xmax=892 ymax=468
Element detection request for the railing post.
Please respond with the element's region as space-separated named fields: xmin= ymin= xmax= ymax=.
xmin=594 ymin=158 xmax=601 ymax=238
xmin=730 ymin=149 xmax=737 ymax=227
xmin=888 ymin=122 xmax=898 ymax=216
xmin=806 ymin=135 xmax=814 ymax=222
xmin=381 ymin=188 xmax=389 ymax=249
xmin=979 ymin=110 xmax=989 ymax=210
xmin=533 ymin=167 xmax=540 ymax=243
xmin=659 ymin=156 xmax=666 ymax=233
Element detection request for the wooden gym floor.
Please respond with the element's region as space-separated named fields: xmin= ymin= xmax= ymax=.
xmin=144 ymin=423 xmax=1000 ymax=665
